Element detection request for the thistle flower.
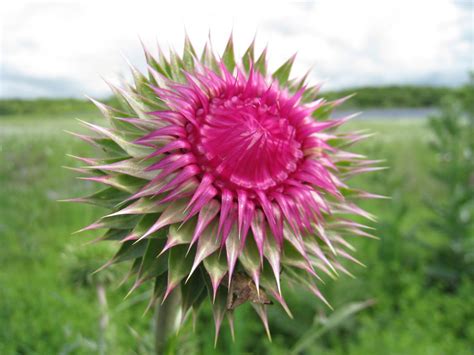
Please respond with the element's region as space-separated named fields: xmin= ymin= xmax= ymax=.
xmin=68 ymin=35 xmax=382 ymax=340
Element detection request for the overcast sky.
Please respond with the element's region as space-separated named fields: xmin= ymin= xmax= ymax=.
xmin=0 ymin=0 xmax=473 ymax=98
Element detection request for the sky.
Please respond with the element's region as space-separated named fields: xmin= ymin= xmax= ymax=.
xmin=0 ymin=0 xmax=473 ymax=98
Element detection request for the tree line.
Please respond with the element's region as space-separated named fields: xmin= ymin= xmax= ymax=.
xmin=0 ymin=85 xmax=459 ymax=116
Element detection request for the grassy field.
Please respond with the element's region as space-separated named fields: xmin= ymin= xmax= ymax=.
xmin=1 ymin=112 xmax=473 ymax=354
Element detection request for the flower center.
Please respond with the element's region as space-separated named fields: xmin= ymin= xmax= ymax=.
xmin=190 ymin=95 xmax=303 ymax=191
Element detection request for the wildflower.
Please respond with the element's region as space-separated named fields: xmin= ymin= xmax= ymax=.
xmin=68 ymin=35 xmax=381 ymax=338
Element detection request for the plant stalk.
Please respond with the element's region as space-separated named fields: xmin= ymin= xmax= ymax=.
xmin=96 ymin=283 xmax=109 ymax=355
xmin=154 ymin=287 xmax=182 ymax=355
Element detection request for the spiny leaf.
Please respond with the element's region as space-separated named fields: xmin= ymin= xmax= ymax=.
xmin=79 ymin=214 xmax=140 ymax=232
xmin=127 ymin=213 xmax=162 ymax=242
xmin=79 ymin=120 xmax=153 ymax=158
xmin=86 ymin=158 xmax=158 ymax=180
xmin=128 ymin=62 xmax=160 ymax=103
xmin=112 ymin=240 xmax=148 ymax=264
xmin=211 ymin=286 xmax=229 ymax=346
xmin=263 ymin=228 xmax=282 ymax=294
xmin=238 ymin=235 xmax=261 ymax=290
xmin=222 ymin=35 xmax=236 ymax=72
xmin=242 ymin=39 xmax=255 ymax=73
xmin=165 ymin=220 xmax=196 ymax=250
xmin=303 ymin=85 xmax=322 ymax=104
xmin=147 ymin=273 xmax=168 ymax=312
xmin=201 ymin=42 xmax=219 ymax=72
xmin=166 ymin=244 xmax=195 ymax=298
xmin=254 ymin=48 xmax=267 ymax=76
xmin=66 ymin=187 xmax=128 ymax=208
xmin=281 ymin=240 xmax=315 ymax=275
xmin=289 ymin=70 xmax=310 ymax=93
xmin=158 ymin=48 xmax=173 ymax=78
xmin=272 ymin=54 xmax=296 ymax=85
xmin=81 ymin=174 xmax=146 ymax=194
xmin=188 ymin=222 xmax=220 ymax=280
xmin=107 ymin=197 xmax=166 ymax=217
xmin=100 ymin=229 xmax=131 ymax=242
xmin=143 ymin=45 xmax=168 ymax=80
xmin=311 ymin=101 xmax=334 ymax=120
xmin=203 ymin=252 xmax=228 ymax=300
xmin=111 ymin=86 xmax=157 ymax=120
xmin=285 ymin=267 xmax=330 ymax=309
xmin=182 ymin=34 xmax=197 ymax=70
xmin=259 ymin=262 xmax=293 ymax=318
xmin=251 ymin=304 xmax=272 ymax=341
xmin=136 ymin=237 xmax=167 ymax=281
xmin=181 ymin=270 xmax=205 ymax=322
xmin=93 ymin=138 xmax=129 ymax=157
xmin=169 ymin=49 xmax=186 ymax=82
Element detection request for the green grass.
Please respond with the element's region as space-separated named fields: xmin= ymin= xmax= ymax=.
xmin=1 ymin=113 xmax=473 ymax=354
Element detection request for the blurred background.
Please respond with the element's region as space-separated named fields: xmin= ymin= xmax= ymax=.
xmin=1 ymin=0 xmax=473 ymax=354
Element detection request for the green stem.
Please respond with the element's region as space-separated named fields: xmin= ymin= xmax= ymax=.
xmin=96 ymin=283 xmax=108 ymax=355
xmin=154 ymin=287 xmax=182 ymax=355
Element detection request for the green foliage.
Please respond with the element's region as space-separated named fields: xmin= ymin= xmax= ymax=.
xmin=424 ymin=75 xmax=474 ymax=289
xmin=63 ymin=244 xmax=119 ymax=288
xmin=1 ymin=94 xmax=474 ymax=353
xmin=0 ymin=98 xmax=95 ymax=116
xmin=324 ymin=85 xmax=453 ymax=108
xmin=0 ymin=97 xmax=126 ymax=117
xmin=290 ymin=300 xmax=375 ymax=354
xmin=0 ymin=85 xmax=457 ymax=117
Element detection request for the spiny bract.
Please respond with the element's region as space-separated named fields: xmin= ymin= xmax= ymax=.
xmin=68 ymin=35 xmax=382 ymax=340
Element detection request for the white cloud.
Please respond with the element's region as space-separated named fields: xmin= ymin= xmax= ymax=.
xmin=0 ymin=0 xmax=472 ymax=97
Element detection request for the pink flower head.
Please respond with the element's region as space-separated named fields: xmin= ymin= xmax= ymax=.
xmin=68 ymin=35 xmax=382 ymax=338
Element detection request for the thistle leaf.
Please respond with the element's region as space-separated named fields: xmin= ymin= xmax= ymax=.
xmin=136 ymin=237 xmax=167 ymax=281
xmin=187 ymin=221 xmax=220 ymax=280
xmin=238 ymin=235 xmax=261 ymax=291
xmin=201 ymin=43 xmax=219 ymax=72
xmin=211 ymin=286 xmax=228 ymax=346
xmin=225 ymin=224 xmax=241 ymax=285
xmin=81 ymin=174 xmax=146 ymax=194
xmin=159 ymin=219 xmax=195 ymax=257
xmin=272 ymin=54 xmax=296 ymax=85
xmin=79 ymin=214 xmax=139 ymax=232
xmin=263 ymin=228 xmax=282 ymax=294
xmin=107 ymin=197 xmax=166 ymax=217
xmin=112 ymin=240 xmax=148 ymax=264
xmin=67 ymin=187 xmax=128 ymax=208
xmin=203 ymin=252 xmax=228 ymax=301
xmin=146 ymin=273 xmax=168 ymax=312
xmin=169 ymin=49 xmax=186 ymax=82
xmin=251 ymin=304 xmax=272 ymax=341
xmin=282 ymin=240 xmax=316 ymax=276
xmin=127 ymin=214 xmax=161 ymax=241
xmin=129 ymin=62 xmax=160 ymax=102
xmin=100 ymin=229 xmax=131 ymax=242
xmin=182 ymin=34 xmax=197 ymax=70
xmin=311 ymin=101 xmax=334 ymax=120
xmin=242 ymin=39 xmax=255 ymax=73
xmin=86 ymin=158 xmax=158 ymax=180
xmin=181 ymin=271 xmax=205 ymax=323
xmin=222 ymin=34 xmax=236 ymax=72
xmin=260 ymin=263 xmax=293 ymax=318
xmin=254 ymin=48 xmax=267 ymax=76
xmin=165 ymin=245 xmax=195 ymax=299
xmin=79 ymin=120 xmax=153 ymax=158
